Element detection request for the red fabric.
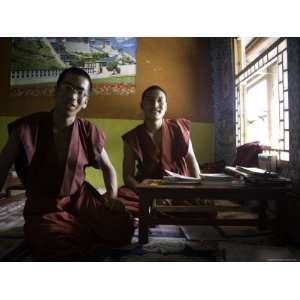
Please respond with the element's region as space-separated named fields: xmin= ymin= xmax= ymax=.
xmin=122 ymin=118 xmax=191 ymax=182
xmin=8 ymin=112 xmax=134 ymax=261
xmin=119 ymin=119 xmax=200 ymax=215
xmin=234 ymin=141 xmax=271 ymax=167
xmin=24 ymin=182 xmax=134 ymax=261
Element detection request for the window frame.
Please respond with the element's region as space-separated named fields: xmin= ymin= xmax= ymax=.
xmin=234 ymin=38 xmax=290 ymax=161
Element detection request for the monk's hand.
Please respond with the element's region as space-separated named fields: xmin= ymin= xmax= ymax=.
xmin=103 ymin=194 xmax=125 ymax=212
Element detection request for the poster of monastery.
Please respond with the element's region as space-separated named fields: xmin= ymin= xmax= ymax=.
xmin=10 ymin=37 xmax=137 ymax=96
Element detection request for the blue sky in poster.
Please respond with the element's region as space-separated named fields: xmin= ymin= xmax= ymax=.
xmin=105 ymin=37 xmax=136 ymax=57
xmin=11 ymin=37 xmax=137 ymax=58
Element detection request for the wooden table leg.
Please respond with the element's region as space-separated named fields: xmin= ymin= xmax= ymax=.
xmin=139 ymin=195 xmax=150 ymax=244
xmin=258 ymin=199 xmax=268 ymax=230
xmin=273 ymin=196 xmax=289 ymax=245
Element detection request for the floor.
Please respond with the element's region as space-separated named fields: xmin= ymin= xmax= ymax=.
xmin=1 ymin=194 xmax=300 ymax=261
xmin=180 ymin=225 xmax=299 ymax=261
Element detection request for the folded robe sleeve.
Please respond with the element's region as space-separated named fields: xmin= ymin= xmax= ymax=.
xmin=175 ymin=118 xmax=191 ymax=157
xmin=85 ymin=122 xmax=106 ymax=169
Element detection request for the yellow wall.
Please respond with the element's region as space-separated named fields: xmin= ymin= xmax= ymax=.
xmin=0 ymin=116 xmax=214 ymax=187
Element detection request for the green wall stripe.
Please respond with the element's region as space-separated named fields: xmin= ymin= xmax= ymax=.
xmin=0 ymin=116 xmax=214 ymax=188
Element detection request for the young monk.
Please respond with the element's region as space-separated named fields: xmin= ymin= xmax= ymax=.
xmin=118 ymin=85 xmax=205 ymax=216
xmin=0 ymin=67 xmax=134 ymax=261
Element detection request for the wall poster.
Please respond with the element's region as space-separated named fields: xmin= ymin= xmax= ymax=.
xmin=10 ymin=37 xmax=137 ymax=96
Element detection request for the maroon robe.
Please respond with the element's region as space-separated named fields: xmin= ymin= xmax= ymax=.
xmin=8 ymin=112 xmax=134 ymax=261
xmin=118 ymin=119 xmax=192 ymax=214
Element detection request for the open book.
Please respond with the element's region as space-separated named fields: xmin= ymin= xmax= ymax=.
xmin=163 ymin=170 xmax=202 ymax=184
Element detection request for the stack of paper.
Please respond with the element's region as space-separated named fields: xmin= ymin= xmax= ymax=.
xmin=163 ymin=170 xmax=202 ymax=184
xmin=200 ymin=173 xmax=234 ymax=182
xmin=236 ymin=166 xmax=278 ymax=177
xmin=224 ymin=166 xmax=292 ymax=185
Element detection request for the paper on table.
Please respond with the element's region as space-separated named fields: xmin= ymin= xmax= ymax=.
xmin=236 ymin=166 xmax=278 ymax=177
xmin=163 ymin=169 xmax=202 ymax=183
xmin=200 ymin=173 xmax=233 ymax=181
xmin=225 ymin=166 xmax=292 ymax=185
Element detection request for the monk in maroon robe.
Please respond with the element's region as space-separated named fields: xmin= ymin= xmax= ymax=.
xmin=0 ymin=68 xmax=134 ymax=261
xmin=118 ymin=85 xmax=215 ymax=217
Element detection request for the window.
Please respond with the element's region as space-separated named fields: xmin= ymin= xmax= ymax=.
xmin=234 ymin=38 xmax=289 ymax=161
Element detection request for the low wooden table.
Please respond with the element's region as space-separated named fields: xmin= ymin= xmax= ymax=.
xmin=2 ymin=175 xmax=24 ymax=198
xmin=136 ymin=179 xmax=291 ymax=244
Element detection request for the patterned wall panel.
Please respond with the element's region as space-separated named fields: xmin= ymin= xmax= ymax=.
xmin=209 ymin=38 xmax=235 ymax=165
xmin=287 ymin=38 xmax=300 ymax=184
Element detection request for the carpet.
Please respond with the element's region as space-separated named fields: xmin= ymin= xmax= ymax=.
xmin=220 ymin=241 xmax=298 ymax=262
xmin=141 ymin=225 xmax=185 ymax=238
xmin=0 ymin=226 xmax=223 ymax=262
xmin=0 ymin=196 xmax=26 ymax=261
xmin=1 ymin=237 xmax=222 ymax=262
xmin=0 ymin=196 xmax=221 ymax=262
xmin=0 ymin=197 xmax=25 ymax=237
xmin=93 ymin=237 xmax=223 ymax=262
xmin=181 ymin=225 xmax=272 ymax=242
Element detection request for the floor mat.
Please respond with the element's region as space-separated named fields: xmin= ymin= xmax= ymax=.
xmin=220 ymin=241 xmax=298 ymax=262
xmin=181 ymin=225 xmax=271 ymax=242
xmin=0 ymin=196 xmax=26 ymax=260
xmin=0 ymin=197 xmax=25 ymax=237
xmin=134 ymin=225 xmax=185 ymax=238
xmin=0 ymin=238 xmax=28 ymax=261
xmin=93 ymin=237 xmax=223 ymax=262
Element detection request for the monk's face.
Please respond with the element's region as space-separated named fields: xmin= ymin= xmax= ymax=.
xmin=55 ymin=73 xmax=90 ymax=117
xmin=141 ymin=89 xmax=167 ymax=121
